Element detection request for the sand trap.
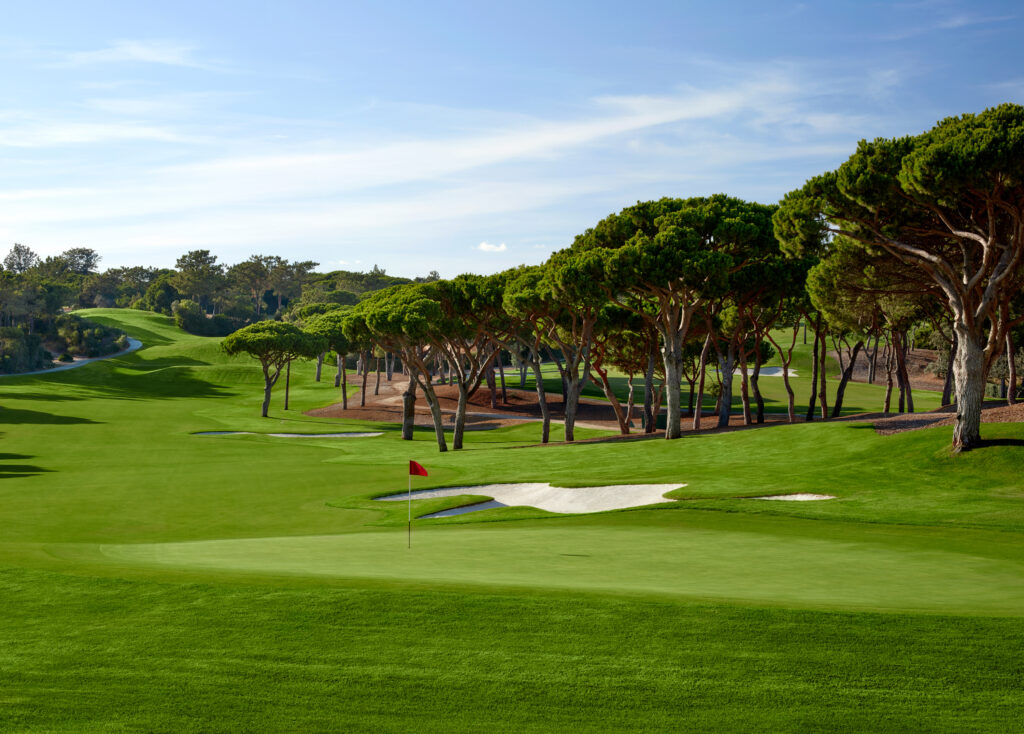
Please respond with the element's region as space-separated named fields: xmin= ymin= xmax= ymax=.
xmin=376 ymin=482 xmax=684 ymax=517
xmin=757 ymin=366 xmax=798 ymax=377
xmin=195 ymin=431 xmax=383 ymax=438
xmin=750 ymin=493 xmax=835 ymax=501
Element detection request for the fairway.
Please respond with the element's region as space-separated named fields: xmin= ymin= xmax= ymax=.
xmin=3 ymin=309 xmax=1023 ymax=732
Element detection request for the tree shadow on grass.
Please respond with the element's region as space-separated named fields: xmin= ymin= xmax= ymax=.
xmin=0 ymin=452 xmax=52 ymax=478
xmin=0 ymin=391 xmax=84 ymax=402
xmin=34 ymin=356 xmax=233 ymax=402
xmin=0 ymin=407 xmax=101 ymax=425
xmin=976 ymin=438 xmax=1024 ymax=449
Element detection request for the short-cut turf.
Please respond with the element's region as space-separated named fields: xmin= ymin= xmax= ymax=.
xmin=1 ymin=309 xmax=1022 ymax=732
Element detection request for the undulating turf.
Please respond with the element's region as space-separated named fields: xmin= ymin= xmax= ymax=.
xmin=1 ymin=308 xmax=1021 ymax=732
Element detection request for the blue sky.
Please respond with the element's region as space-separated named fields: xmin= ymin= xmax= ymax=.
xmin=0 ymin=0 xmax=1021 ymax=276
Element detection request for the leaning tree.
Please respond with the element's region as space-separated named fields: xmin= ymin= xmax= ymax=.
xmin=775 ymin=104 xmax=1024 ymax=451
xmin=222 ymin=321 xmax=326 ymax=417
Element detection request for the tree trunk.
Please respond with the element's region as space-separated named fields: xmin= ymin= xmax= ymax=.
xmin=868 ymin=332 xmax=880 ymax=384
xmin=360 ymin=350 xmax=369 ymax=407
xmin=315 ymin=352 xmax=324 ymax=382
xmin=895 ymin=331 xmax=914 ymax=413
xmin=520 ymin=363 xmax=527 ymax=389
xmin=529 ymin=358 xmax=551 ymax=444
xmin=818 ymin=331 xmax=828 ymax=420
xmin=563 ymin=375 xmax=581 ymax=442
xmin=261 ymin=364 xmax=279 ymax=418
xmin=453 ymin=384 xmax=469 ymax=450
xmin=951 ymin=327 xmax=985 ymax=452
xmin=661 ymin=328 xmax=685 ymax=439
xmin=692 ymin=335 xmax=711 ymax=432
xmin=716 ymin=340 xmax=736 ymax=429
xmin=401 ymin=378 xmax=416 ymax=441
xmin=417 ymin=376 xmax=448 ymax=452
xmin=374 ymin=357 xmax=382 ymax=396
xmin=831 ymin=340 xmax=864 ymax=418
xmin=626 ymin=375 xmax=636 ymax=429
xmin=386 ymin=352 xmax=394 ymax=381
xmin=884 ymin=341 xmax=894 ymax=413
xmin=1007 ymin=331 xmax=1018 ymax=406
xmin=498 ymin=355 xmax=507 ymax=403
xmin=686 ymin=376 xmax=696 ymax=417
xmin=486 ymin=363 xmax=497 ymax=409
xmin=806 ymin=318 xmax=820 ymax=421
xmin=340 ymin=355 xmax=348 ymax=410
xmin=284 ymin=360 xmax=291 ymax=410
xmin=738 ymin=351 xmax=752 ymax=426
xmin=335 ymin=352 xmax=343 ymax=388
xmin=751 ymin=358 xmax=765 ymax=424
xmin=594 ymin=368 xmax=630 ymax=434
xmin=643 ymin=351 xmax=656 ymax=433
xmin=941 ymin=332 xmax=956 ymax=407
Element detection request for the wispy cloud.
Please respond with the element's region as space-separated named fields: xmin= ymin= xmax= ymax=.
xmin=879 ymin=12 xmax=1013 ymax=41
xmin=477 ymin=242 xmax=507 ymax=253
xmin=58 ymin=40 xmax=224 ymax=70
xmin=0 ymin=119 xmax=199 ymax=147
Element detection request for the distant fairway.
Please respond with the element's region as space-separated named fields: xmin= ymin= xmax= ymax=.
xmin=2 ymin=309 xmax=1023 ymax=732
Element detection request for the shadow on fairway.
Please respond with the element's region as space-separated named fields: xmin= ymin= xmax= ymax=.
xmin=0 ymin=407 xmax=100 ymax=425
xmin=41 ymin=357 xmax=232 ymax=401
xmin=0 ymin=391 xmax=85 ymax=404
xmin=977 ymin=438 xmax=1024 ymax=449
xmin=0 ymin=452 xmax=52 ymax=478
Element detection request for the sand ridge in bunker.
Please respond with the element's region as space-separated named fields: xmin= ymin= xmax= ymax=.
xmin=376 ymin=482 xmax=685 ymax=517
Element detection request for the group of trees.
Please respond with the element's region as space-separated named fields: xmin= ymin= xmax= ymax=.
xmin=227 ymin=104 xmax=1024 ymax=454
xmin=0 ymin=240 xmax=414 ymax=372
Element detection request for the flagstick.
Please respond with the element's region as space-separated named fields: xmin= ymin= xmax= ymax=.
xmin=407 ymin=472 xmax=412 ymax=549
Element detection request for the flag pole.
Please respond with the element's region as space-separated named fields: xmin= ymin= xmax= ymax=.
xmin=407 ymin=471 xmax=412 ymax=549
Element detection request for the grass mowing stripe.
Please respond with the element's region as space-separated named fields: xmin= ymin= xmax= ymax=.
xmin=2 ymin=567 xmax=1022 ymax=733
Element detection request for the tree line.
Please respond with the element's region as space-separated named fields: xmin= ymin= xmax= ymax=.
xmin=0 ymin=242 xmax=430 ymax=372
xmin=227 ymin=104 xmax=1024 ymax=454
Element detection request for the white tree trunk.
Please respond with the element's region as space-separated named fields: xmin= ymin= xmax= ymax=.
xmin=661 ymin=330 xmax=684 ymax=439
xmin=951 ymin=327 xmax=985 ymax=452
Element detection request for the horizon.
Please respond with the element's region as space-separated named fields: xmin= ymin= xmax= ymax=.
xmin=1 ymin=0 xmax=1022 ymax=278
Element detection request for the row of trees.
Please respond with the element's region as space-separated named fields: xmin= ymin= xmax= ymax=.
xmin=226 ymin=104 xmax=1024 ymax=454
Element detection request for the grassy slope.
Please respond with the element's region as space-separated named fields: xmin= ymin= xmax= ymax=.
xmin=1 ymin=309 xmax=1022 ymax=732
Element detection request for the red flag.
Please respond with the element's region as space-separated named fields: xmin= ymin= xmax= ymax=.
xmin=409 ymin=460 xmax=428 ymax=477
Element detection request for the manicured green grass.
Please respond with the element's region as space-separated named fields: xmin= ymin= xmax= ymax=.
xmin=1 ymin=309 xmax=1022 ymax=732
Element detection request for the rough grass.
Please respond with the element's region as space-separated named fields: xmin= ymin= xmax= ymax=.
xmin=0 ymin=309 xmax=1022 ymax=732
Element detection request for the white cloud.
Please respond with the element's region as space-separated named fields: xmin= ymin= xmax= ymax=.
xmin=0 ymin=119 xmax=199 ymax=147
xmin=477 ymin=242 xmax=507 ymax=253
xmin=61 ymin=40 xmax=214 ymax=69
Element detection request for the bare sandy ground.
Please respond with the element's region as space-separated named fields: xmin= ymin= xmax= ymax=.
xmin=307 ymin=370 xmax=794 ymax=439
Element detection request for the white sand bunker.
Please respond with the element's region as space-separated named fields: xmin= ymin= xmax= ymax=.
xmin=750 ymin=493 xmax=835 ymax=501
xmin=195 ymin=431 xmax=383 ymax=438
xmin=757 ymin=366 xmax=799 ymax=377
xmin=376 ymin=482 xmax=684 ymax=518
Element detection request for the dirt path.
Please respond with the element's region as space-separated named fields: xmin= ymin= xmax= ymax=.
xmin=307 ymin=370 xmax=793 ymax=438
xmin=0 ymin=338 xmax=143 ymax=378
